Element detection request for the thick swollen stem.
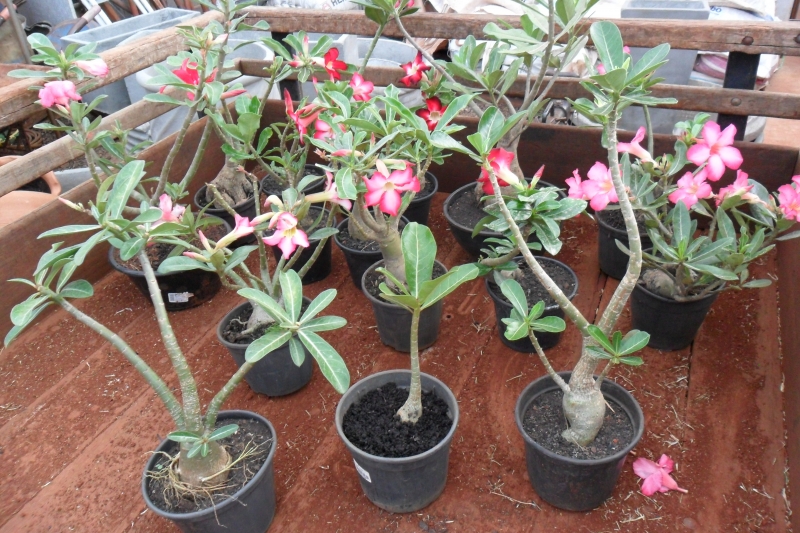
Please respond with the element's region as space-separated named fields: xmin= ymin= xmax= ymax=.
xmin=245 ymin=302 xmax=274 ymax=330
xmin=49 ymin=293 xmax=185 ymax=430
xmin=138 ymin=250 xmax=203 ymax=433
xmin=177 ymin=440 xmax=231 ymax=488
xmin=396 ymin=308 xmax=422 ymax=423
xmin=378 ymin=227 xmax=405 ymax=283
xmin=561 ymin=361 xmax=607 ymax=446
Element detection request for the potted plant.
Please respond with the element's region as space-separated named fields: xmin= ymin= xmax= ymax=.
xmin=335 ymin=222 xmax=479 ymax=512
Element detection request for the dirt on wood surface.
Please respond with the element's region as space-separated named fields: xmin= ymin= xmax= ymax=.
xmin=0 ymin=193 xmax=790 ymax=532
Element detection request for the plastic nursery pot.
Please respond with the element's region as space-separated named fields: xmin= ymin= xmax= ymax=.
xmin=515 ymin=372 xmax=644 ymax=511
xmin=485 ymin=257 xmax=578 ymax=353
xmin=193 ymin=185 xmax=257 ymax=247
xmin=630 ymin=281 xmax=720 ymax=351
xmin=403 ymin=172 xmax=439 ymax=226
xmin=217 ymin=301 xmax=313 ymax=396
xmin=443 ymin=180 xmax=562 ymax=258
xmin=362 ymin=260 xmax=445 ymax=352
xmin=142 ymin=410 xmax=277 ymax=533
xmin=260 ymin=164 xmax=326 ymax=196
xmin=595 ymin=210 xmax=652 ymax=280
xmin=107 ymin=218 xmax=229 ymax=312
xmin=334 ymin=216 xmax=409 ymax=290
xmin=268 ymin=207 xmax=332 ymax=285
xmin=335 ymin=370 xmax=459 ymax=513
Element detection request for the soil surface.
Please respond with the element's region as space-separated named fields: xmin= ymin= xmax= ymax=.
xmin=0 ymin=192 xmax=790 ymax=532
xmin=145 ymin=417 xmax=273 ymax=513
xmin=113 ymin=222 xmax=227 ymax=271
xmin=221 ymin=301 xmax=309 ymax=345
xmin=522 ymin=389 xmax=634 ymax=460
xmin=342 ymin=383 xmax=453 ymax=458
xmin=447 ymin=181 xmax=562 ymax=230
xmin=336 ymin=218 xmax=409 ymax=253
xmin=597 ymin=208 xmax=649 ymax=235
xmin=260 ymin=165 xmax=325 ymax=196
xmin=488 ymin=258 xmax=576 ymax=308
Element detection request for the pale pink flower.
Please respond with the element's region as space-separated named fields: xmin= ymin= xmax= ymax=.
xmin=75 ymin=59 xmax=109 ymax=78
xmin=313 ymin=118 xmax=345 ymax=141
xmin=263 ymin=212 xmax=309 ymax=258
xmin=793 ymin=175 xmax=800 ymax=187
xmin=687 ymin=121 xmax=743 ymax=181
xmin=182 ymin=251 xmax=208 ymax=262
xmin=477 ymin=148 xmax=522 ymax=195
xmin=395 ymin=0 xmax=414 ymax=7
xmin=618 ymin=127 xmax=653 ymax=163
xmin=221 ymin=88 xmax=247 ymax=100
xmin=566 ymin=169 xmax=589 ymax=200
xmin=38 ymin=80 xmax=81 ymax=108
xmin=305 ymin=171 xmax=352 ymax=210
xmin=216 ymin=214 xmax=258 ymax=249
xmin=330 ymin=148 xmax=364 ymax=158
xmin=778 ymin=183 xmax=800 ymax=222
xmin=155 ymin=194 xmax=185 ymax=225
xmin=633 ymin=455 xmax=688 ymax=496
xmin=668 ymin=171 xmax=712 ymax=208
xmin=349 ymin=72 xmax=374 ymax=102
xmin=364 ymin=163 xmax=420 ymax=216
xmin=579 ymin=162 xmax=619 ymax=211
xmin=716 ymin=170 xmax=755 ymax=207
xmin=399 ymin=52 xmax=430 ymax=87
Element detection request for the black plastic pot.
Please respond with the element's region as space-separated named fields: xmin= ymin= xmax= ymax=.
xmin=362 ymin=260 xmax=444 ymax=352
xmin=268 ymin=207 xmax=332 ymax=285
xmin=108 ymin=245 xmax=223 ymax=313
xmin=142 ymin=410 xmax=277 ymax=533
xmin=217 ymin=302 xmax=313 ymax=396
xmin=335 ymin=370 xmax=459 ymax=513
xmin=403 ymin=172 xmax=439 ymax=226
xmin=515 ymin=372 xmax=644 ymax=511
xmin=485 ymin=257 xmax=578 ymax=353
xmin=630 ymin=281 xmax=719 ymax=351
xmin=193 ymin=185 xmax=257 ymax=247
xmin=596 ymin=210 xmax=652 ymax=280
xmin=334 ymin=216 xmax=409 ymax=289
xmin=443 ymin=181 xmax=562 ymax=258
xmin=260 ymin=164 xmax=326 ymax=196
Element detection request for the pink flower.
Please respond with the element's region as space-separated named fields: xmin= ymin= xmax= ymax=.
xmin=617 ymin=127 xmax=653 ymax=163
xmin=577 ymin=162 xmax=619 ymax=211
xmin=38 ymin=81 xmax=81 ymax=108
xmin=216 ymin=214 xmax=258 ymax=249
xmin=159 ymin=58 xmax=216 ymax=100
xmin=668 ymin=171 xmax=712 ymax=208
xmin=364 ymin=163 xmax=420 ymax=216
xmin=349 ymin=72 xmax=374 ymax=102
xmin=285 ymin=89 xmax=321 ymax=141
xmin=778 ymin=183 xmax=800 ymax=222
xmin=633 ymin=455 xmax=688 ymax=496
xmin=322 ymin=48 xmax=348 ymax=81
xmin=395 ymin=0 xmax=414 ymax=7
xmin=221 ymin=88 xmax=247 ymax=100
xmin=416 ymin=97 xmax=446 ymax=131
xmin=716 ymin=170 xmax=755 ymax=207
xmin=399 ymin=52 xmax=430 ymax=87
xmin=477 ymin=148 xmax=522 ymax=195
xmin=596 ymin=63 xmax=606 ymax=75
xmin=156 ymin=194 xmax=185 ymax=225
xmin=313 ymin=119 xmax=335 ymax=140
xmin=75 ymin=59 xmax=109 ymax=78
xmin=566 ymin=169 xmax=589 ymax=200
xmin=686 ymin=121 xmax=743 ymax=181
xmin=263 ymin=212 xmax=309 ymax=259
xmin=306 ymin=171 xmax=352 ymax=211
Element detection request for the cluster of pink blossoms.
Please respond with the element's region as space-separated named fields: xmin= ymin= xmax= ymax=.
xmin=38 ymin=58 xmax=109 ymax=109
xmin=363 ymin=162 xmax=420 ymax=217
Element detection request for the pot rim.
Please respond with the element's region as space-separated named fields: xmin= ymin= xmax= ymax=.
xmin=194 ymin=184 xmax=256 ymax=215
xmin=361 ymin=259 xmax=448 ymax=309
xmin=635 ymin=270 xmax=724 ymax=305
xmin=333 ymin=216 xmax=410 ymax=256
xmin=484 ymin=256 xmax=579 ymax=312
xmin=141 ymin=409 xmax=276 ymax=521
xmin=514 ymin=372 xmax=644 ymax=466
xmin=334 ymin=369 xmax=460 ymax=466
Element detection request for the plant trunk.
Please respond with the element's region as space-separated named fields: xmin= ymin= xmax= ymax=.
xmin=396 ymin=308 xmax=422 ymax=423
xmin=560 ymin=348 xmax=605 ymax=446
xmin=245 ymin=300 xmax=275 ymax=331
xmin=378 ymin=228 xmax=405 ymax=284
xmin=206 ymin=157 xmax=251 ymax=208
xmin=177 ymin=440 xmax=232 ymax=488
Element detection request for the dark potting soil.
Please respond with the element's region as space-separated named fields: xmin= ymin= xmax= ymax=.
xmin=362 ymin=262 xmax=447 ymax=300
xmin=522 ymin=388 xmax=634 ymax=460
xmin=342 ymin=382 xmax=453 ymax=458
xmin=261 ymin=166 xmax=325 ymax=196
xmin=415 ymin=173 xmax=437 ymax=201
xmin=487 ymin=259 xmax=575 ymax=309
xmin=113 ymin=221 xmax=227 ymax=271
xmin=221 ymin=301 xmax=309 ymax=345
xmin=448 ymin=181 xmax=561 ymax=230
xmin=145 ymin=417 xmax=273 ymax=514
xmin=336 ymin=218 xmax=409 ymax=253
xmin=597 ymin=208 xmax=648 ymax=235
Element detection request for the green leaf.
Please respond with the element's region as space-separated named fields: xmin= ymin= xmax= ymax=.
xmin=106 ymin=161 xmax=145 ymax=220
xmin=378 ymin=287 xmax=418 ymax=310
xmin=157 ymin=256 xmax=215 ymax=274
xmin=627 ymin=43 xmax=670 ymax=85
xmin=38 ymin=225 xmax=101 ymax=239
xmin=298 ymin=330 xmax=350 ymax=394
xmin=619 ymin=356 xmax=644 ymax=366
xmin=587 ymin=345 xmax=612 ymax=360
xmin=421 ymin=263 xmax=479 ymax=310
xmin=586 ymin=324 xmax=615 ymax=353
xmin=60 ymin=280 xmax=94 ymax=299
xmin=689 ymin=263 xmax=738 ymax=281
xmin=590 ymin=21 xmax=624 ymax=72
xmin=618 ymin=330 xmax=650 ymax=356
xmin=167 ymin=431 xmax=201 ymax=443
xmin=300 ymin=289 xmax=337 ymax=322
xmin=502 ymin=317 xmax=529 ymax=341
xmin=279 ymin=270 xmax=303 ymax=322
xmin=132 ymin=209 xmax=164 ymax=225
xmin=742 ymin=279 xmax=771 ymax=288
xmin=672 ymin=201 xmax=691 ymax=247
xmin=499 ymin=278 xmax=528 ymax=317
xmin=401 ymin=223 xmax=436 ymax=299
xmin=120 ymin=237 xmax=146 ymax=261
xmin=477 ymin=106 xmax=505 ymax=149
xmin=245 ymin=329 xmax=292 ymax=363
xmin=289 ymin=336 xmax=306 ymax=366
xmin=238 ymin=288 xmax=292 ymax=325
xmin=11 ymin=296 xmax=45 ymax=327
xmin=437 ymin=94 xmax=475 ymax=128
xmin=223 ymin=245 xmax=259 ymax=273
xmin=530 ymin=316 xmax=566 ymax=333
xmin=301 ymin=316 xmax=347 ymax=332
xmin=207 ymin=424 xmax=239 ymax=441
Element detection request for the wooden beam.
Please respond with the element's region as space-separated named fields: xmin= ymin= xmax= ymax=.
xmin=244 ymin=7 xmax=800 ymax=56
xmin=239 ymin=59 xmax=800 ymax=120
xmin=0 ymin=10 xmax=222 ymax=129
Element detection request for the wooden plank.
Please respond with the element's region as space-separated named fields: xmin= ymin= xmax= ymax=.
xmin=240 ymin=58 xmax=800 ymax=120
xmin=244 ymin=7 xmax=800 ymax=56
xmin=0 ymin=10 xmax=222 ymax=129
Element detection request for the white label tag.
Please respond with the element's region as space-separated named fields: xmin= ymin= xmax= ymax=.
xmin=167 ymin=292 xmax=191 ymax=303
xmin=353 ymin=460 xmax=371 ymax=483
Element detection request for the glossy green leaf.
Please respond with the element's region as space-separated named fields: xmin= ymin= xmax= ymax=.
xmin=245 ymin=329 xmax=292 ymax=363
xmin=238 ymin=288 xmax=291 ymax=325
xmin=421 ymin=263 xmax=479 ymax=310
xmin=106 ymin=161 xmax=145 ymax=220
xmin=618 ymin=329 xmax=650 ymax=356
xmin=279 ymin=270 xmax=303 ymax=322
xmin=289 ymin=336 xmax=306 ymax=367
xmin=157 ymin=256 xmax=215 ymax=274
xmin=499 ymin=278 xmax=528 ymax=317
xmin=300 ymin=289 xmax=337 ymax=322
xmin=402 ymin=223 xmax=436 ymax=299
xmin=167 ymin=431 xmax=201 ymax=443
xmin=301 ymin=316 xmax=347 ymax=332
xmin=60 ymin=280 xmax=94 ymax=299
xmin=590 ymin=21 xmax=624 ymax=72
xmin=586 ymin=324 xmax=615 ymax=353
xmin=530 ymin=315 xmax=566 ymax=333
xmin=208 ymin=424 xmax=239 ymax=441
xmin=38 ymin=225 xmax=101 ymax=239
xmin=298 ymin=330 xmax=350 ymax=394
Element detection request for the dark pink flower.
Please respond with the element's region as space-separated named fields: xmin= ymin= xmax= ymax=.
xmin=263 ymin=212 xmax=309 ymax=258
xmin=617 ymin=126 xmax=653 ymax=163
xmin=716 ymin=169 xmax=755 ymax=207
xmin=395 ymin=0 xmax=414 ymax=7
xmin=313 ymin=118 xmax=344 ymax=141
xmin=668 ymin=171 xmax=712 ymax=208
xmin=284 ymin=89 xmax=321 ymax=141
xmin=633 ymin=454 xmax=688 ymax=496
xmin=575 ymin=162 xmax=619 ymax=211
xmin=416 ymin=97 xmax=446 ymax=131
xmin=364 ymin=163 xmax=419 ymax=216
xmin=687 ymin=121 xmax=743 ymax=181
xmin=217 ymin=214 xmax=257 ymax=249
xmin=322 ymin=48 xmax=348 ymax=81
xmin=38 ymin=80 xmax=81 ymax=108
xmin=477 ymin=148 xmax=522 ymax=195
xmin=399 ymin=52 xmax=430 ymax=87
xmin=159 ymin=58 xmax=216 ymax=100
xmin=349 ymin=72 xmax=374 ymax=102
xmin=566 ymin=169 xmax=589 ymax=200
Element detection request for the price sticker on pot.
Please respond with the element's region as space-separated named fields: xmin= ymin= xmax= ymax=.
xmin=353 ymin=460 xmax=371 ymax=483
xmin=168 ymin=292 xmax=192 ymax=303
